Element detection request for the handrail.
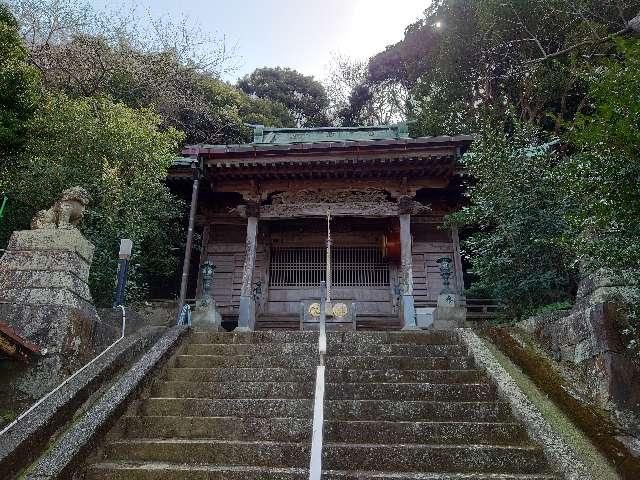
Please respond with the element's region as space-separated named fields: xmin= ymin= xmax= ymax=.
xmin=0 ymin=305 xmax=127 ymax=437
xmin=309 ymin=281 xmax=327 ymax=480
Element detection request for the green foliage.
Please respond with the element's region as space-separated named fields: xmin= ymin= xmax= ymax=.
xmin=564 ymin=40 xmax=640 ymax=272
xmin=448 ymin=117 xmax=576 ymax=317
xmin=238 ymin=67 xmax=329 ymax=127
xmin=366 ymin=0 xmax=639 ymax=136
xmin=0 ymin=5 xmax=40 ymax=155
xmin=526 ymin=300 xmax=573 ymax=318
xmin=0 ymin=94 xmax=185 ymax=305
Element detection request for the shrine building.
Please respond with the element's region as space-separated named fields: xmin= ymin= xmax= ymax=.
xmin=168 ymin=124 xmax=473 ymax=331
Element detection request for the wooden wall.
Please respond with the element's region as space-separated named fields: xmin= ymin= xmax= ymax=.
xmin=201 ymin=223 xmax=266 ymax=317
xmin=411 ymin=223 xmax=456 ymax=306
xmin=200 ymin=218 xmax=455 ymax=319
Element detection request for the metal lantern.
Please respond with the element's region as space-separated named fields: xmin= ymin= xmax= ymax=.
xmin=436 ymin=256 xmax=453 ymax=293
xmin=393 ymin=281 xmax=402 ymax=297
xmin=201 ymin=260 xmax=215 ymax=293
xmin=253 ymin=280 xmax=262 ymax=297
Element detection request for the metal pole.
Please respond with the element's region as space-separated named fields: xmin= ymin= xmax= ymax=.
xmin=325 ymin=210 xmax=332 ymax=304
xmin=177 ymin=160 xmax=201 ymax=316
xmin=309 ymin=280 xmax=327 ymax=480
xmin=112 ymin=239 xmax=133 ymax=308
xmin=0 ymin=193 xmax=7 ymax=222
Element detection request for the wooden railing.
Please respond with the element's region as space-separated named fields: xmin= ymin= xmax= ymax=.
xmin=463 ymin=298 xmax=502 ymax=322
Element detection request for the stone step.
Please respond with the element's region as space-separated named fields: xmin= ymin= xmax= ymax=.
xmin=324 ymin=420 xmax=527 ymax=445
xmin=121 ymin=416 xmax=526 ymax=446
xmin=174 ymin=354 xmax=473 ymax=370
xmin=331 ymin=331 xmax=459 ymax=345
xmin=326 ymin=400 xmax=512 ymax=422
xmin=322 ymin=443 xmax=549 ymax=474
xmin=101 ymin=440 xmax=547 ymax=474
xmin=175 ymin=354 xmax=317 ymax=368
xmin=152 ymin=380 xmax=493 ymax=401
xmin=139 ymin=398 xmax=312 ymax=418
xmin=326 ymin=382 xmax=496 ymax=401
xmin=122 ymin=416 xmax=312 ymax=442
xmin=188 ymin=330 xmax=459 ymax=346
xmin=324 ymin=473 xmax=558 ymax=480
xmin=152 ymin=381 xmax=314 ymax=399
xmin=165 ymin=367 xmax=486 ymax=384
xmin=166 ymin=367 xmax=315 ymax=383
xmin=86 ymin=462 xmax=559 ymax=480
xmin=86 ymin=463 xmax=307 ymax=480
xmin=325 ymin=356 xmax=474 ymax=370
xmin=104 ymin=439 xmax=309 ymax=467
xmin=324 ymin=474 xmax=558 ymax=480
xmin=328 ymin=343 xmax=467 ymax=357
xmin=326 ymin=368 xmax=487 ymax=384
xmin=190 ymin=331 xmax=317 ymax=344
xmin=184 ymin=343 xmax=317 ymax=356
xmin=184 ymin=343 xmax=467 ymax=357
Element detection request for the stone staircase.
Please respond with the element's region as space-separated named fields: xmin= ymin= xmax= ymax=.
xmin=85 ymin=330 xmax=559 ymax=479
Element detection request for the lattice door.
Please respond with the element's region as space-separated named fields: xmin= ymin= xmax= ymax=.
xmin=269 ymin=246 xmax=389 ymax=288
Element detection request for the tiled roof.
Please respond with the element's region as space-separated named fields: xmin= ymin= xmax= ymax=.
xmin=179 ymin=135 xmax=473 ymax=160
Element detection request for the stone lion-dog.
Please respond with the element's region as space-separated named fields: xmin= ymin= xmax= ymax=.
xmin=30 ymin=186 xmax=91 ymax=230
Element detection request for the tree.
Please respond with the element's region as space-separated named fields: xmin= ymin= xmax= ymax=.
xmin=325 ymin=56 xmax=407 ymax=126
xmin=238 ymin=67 xmax=329 ymax=127
xmin=0 ymin=4 xmax=40 ymax=156
xmin=564 ymin=39 xmax=640 ymax=272
xmin=448 ymin=116 xmax=576 ymax=317
xmin=364 ymin=0 xmax=640 ymax=136
xmin=0 ymin=94 xmax=185 ymax=305
xmin=6 ymin=0 xmax=295 ymax=145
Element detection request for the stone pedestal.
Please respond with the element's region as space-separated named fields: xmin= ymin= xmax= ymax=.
xmin=433 ymin=293 xmax=466 ymax=330
xmin=0 ymin=228 xmax=98 ymax=397
xmin=192 ymin=299 xmax=222 ymax=330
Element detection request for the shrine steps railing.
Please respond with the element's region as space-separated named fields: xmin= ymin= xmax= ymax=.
xmin=308 ymin=282 xmax=327 ymax=480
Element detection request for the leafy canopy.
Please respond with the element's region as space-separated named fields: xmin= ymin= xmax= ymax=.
xmin=238 ymin=67 xmax=329 ymax=127
xmin=0 ymin=5 xmax=40 ymax=156
xmin=448 ymin=116 xmax=576 ymax=317
xmin=564 ymin=40 xmax=640 ymax=273
xmin=0 ymin=94 xmax=185 ymax=305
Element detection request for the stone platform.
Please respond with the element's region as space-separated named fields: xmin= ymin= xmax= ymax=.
xmin=0 ymin=227 xmax=99 ymax=398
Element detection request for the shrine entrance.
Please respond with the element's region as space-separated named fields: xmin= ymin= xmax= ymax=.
xmin=264 ymin=218 xmax=397 ymax=318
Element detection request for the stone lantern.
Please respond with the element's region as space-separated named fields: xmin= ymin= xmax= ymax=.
xmin=192 ymin=258 xmax=222 ymax=329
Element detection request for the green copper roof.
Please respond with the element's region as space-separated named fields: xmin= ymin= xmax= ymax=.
xmin=251 ymin=123 xmax=409 ymax=144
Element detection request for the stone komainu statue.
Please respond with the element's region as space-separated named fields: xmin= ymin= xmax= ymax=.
xmin=31 ymin=186 xmax=91 ymax=230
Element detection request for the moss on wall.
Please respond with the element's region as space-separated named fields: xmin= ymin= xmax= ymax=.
xmin=481 ymin=326 xmax=640 ymax=479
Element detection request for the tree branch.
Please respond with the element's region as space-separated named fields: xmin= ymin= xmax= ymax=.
xmin=525 ymin=25 xmax=631 ymax=65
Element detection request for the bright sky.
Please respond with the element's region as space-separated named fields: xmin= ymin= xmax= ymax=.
xmin=91 ymin=0 xmax=429 ymax=82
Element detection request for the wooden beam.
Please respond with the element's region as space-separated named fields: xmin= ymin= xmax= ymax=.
xmin=259 ymin=202 xmax=399 ymax=219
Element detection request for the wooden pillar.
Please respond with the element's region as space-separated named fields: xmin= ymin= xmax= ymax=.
xmin=237 ymin=203 xmax=259 ymax=331
xmin=451 ymin=225 xmax=464 ymax=294
xmin=399 ymin=197 xmax=419 ymax=330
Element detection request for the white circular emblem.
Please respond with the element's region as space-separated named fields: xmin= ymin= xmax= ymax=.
xmin=308 ymin=303 xmax=321 ymax=318
xmin=332 ymin=302 xmax=348 ymax=318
